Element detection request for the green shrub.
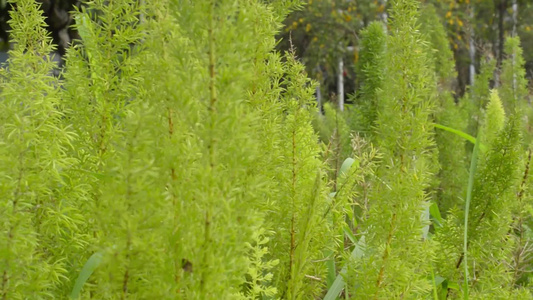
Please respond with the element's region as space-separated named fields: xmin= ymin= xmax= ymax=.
xmin=1 ymin=0 xmax=532 ymax=299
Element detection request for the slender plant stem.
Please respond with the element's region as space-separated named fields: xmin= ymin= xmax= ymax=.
xmin=463 ymin=132 xmax=481 ymax=300
xmin=374 ymin=212 xmax=397 ymax=300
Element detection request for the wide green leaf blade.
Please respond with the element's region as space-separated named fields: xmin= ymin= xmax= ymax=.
xmin=339 ymin=157 xmax=356 ymax=177
xmin=70 ymin=252 xmax=104 ymax=299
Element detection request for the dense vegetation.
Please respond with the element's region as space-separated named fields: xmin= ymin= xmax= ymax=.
xmin=1 ymin=0 xmax=533 ymax=299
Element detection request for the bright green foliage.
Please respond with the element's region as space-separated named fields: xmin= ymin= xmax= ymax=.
xmin=1 ymin=0 xmax=533 ymax=299
xmin=421 ymin=3 xmax=468 ymax=215
xmin=499 ymin=37 xmax=529 ymax=114
xmin=241 ymin=228 xmax=279 ymax=298
xmin=134 ymin=1 xmax=289 ymax=298
xmin=255 ymin=51 xmax=331 ymax=299
xmin=481 ymin=90 xmax=506 ymax=145
xmin=62 ymin=1 xmax=159 ymax=298
xmin=314 ymin=102 xmax=352 ymax=179
xmin=141 ymin=1 xmax=332 ymax=298
xmin=464 ymin=58 xmax=497 ymax=137
xmin=436 ymin=91 xmax=526 ymax=298
xmin=347 ymin=0 xmax=438 ymax=298
xmin=433 ymin=93 xmax=469 ymax=215
xmin=419 ymin=3 xmax=456 ymax=88
xmin=0 ymin=0 xmax=87 ymax=298
xmin=235 ymin=4 xmax=335 ymax=296
xmin=465 ymin=113 xmax=523 ymax=298
xmin=499 ymin=36 xmax=533 ymax=146
xmin=508 ymin=149 xmax=533 ymax=289
xmin=525 ymin=104 xmax=533 ymax=147
xmin=470 ymin=59 xmax=496 ymax=108
xmin=351 ymin=21 xmax=386 ymax=135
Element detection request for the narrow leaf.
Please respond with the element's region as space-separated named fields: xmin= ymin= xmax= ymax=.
xmin=323 ymin=236 xmax=366 ymax=300
xmin=70 ymin=252 xmax=104 ymax=299
xmin=325 ymin=250 xmax=336 ymax=288
xmin=343 ymin=226 xmax=357 ymax=245
xmin=463 ymin=133 xmax=480 ymax=300
xmin=434 ymin=123 xmax=487 ymax=152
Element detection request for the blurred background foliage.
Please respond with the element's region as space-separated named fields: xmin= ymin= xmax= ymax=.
xmin=0 ymin=0 xmax=533 ymax=106
xmin=275 ymin=0 xmax=533 ymax=106
xmin=0 ymin=1 xmax=531 ymax=105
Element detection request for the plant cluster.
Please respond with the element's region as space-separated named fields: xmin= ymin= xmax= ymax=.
xmin=0 ymin=0 xmax=533 ymax=299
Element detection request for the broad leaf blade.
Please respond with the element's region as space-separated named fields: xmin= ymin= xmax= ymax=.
xmin=339 ymin=158 xmax=356 ymax=177
xmin=70 ymin=252 xmax=103 ymax=299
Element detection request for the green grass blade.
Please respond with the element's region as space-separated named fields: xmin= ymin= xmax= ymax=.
xmin=434 ymin=123 xmax=476 ymax=144
xmin=434 ymin=123 xmax=487 ymax=152
xmin=70 ymin=252 xmax=104 ymax=299
xmin=325 ymin=249 xmax=336 ymax=288
xmin=463 ymin=134 xmax=480 ymax=300
xmin=323 ymin=236 xmax=365 ymax=300
xmin=430 ymin=265 xmax=442 ymax=300
xmin=343 ymin=226 xmax=357 ymax=245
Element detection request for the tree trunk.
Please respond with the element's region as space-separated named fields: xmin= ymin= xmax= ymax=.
xmin=469 ymin=5 xmax=476 ymax=86
xmin=337 ymin=56 xmax=344 ymax=111
xmin=512 ymin=0 xmax=517 ymax=36
xmin=498 ymin=0 xmax=507 ymax=67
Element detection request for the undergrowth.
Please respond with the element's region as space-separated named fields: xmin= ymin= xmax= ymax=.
xmin=0 ymin=0 xmax=532 ymax=299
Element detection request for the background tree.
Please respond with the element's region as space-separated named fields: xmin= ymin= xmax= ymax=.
xmin=276 ymin=0 xmax=381 ymax=104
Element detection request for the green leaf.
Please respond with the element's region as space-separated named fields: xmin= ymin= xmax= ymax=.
xmin=430 ymin=266 xmax=443 ymax=300
xmin=448 ymin=281 xmax=460 ymax=290
xmin=434 ymin=123 xmax=487 ymax=152
xmin=325 ymin=249 xmax=336 ymax=289
xmin=74 ymin=14 xmax=92 ymax=46
xmin=74 ymin=12 xmax=98 ymax=80
xmin=463 ymin=131 xmax=481 ymax=300
xmin=323 ymin=236 xmax=365 ymax=300
xmin=70 ymin=252 xmax=104 ymax=299
xmin=429 ymin=202 xmax=443 ymax=228
xmin=72 ymin=168 xmax=107 ymax=180
xmin=434 ymin=275 xmax=445 ymax=286
xmin=338 ymin=157 xmax=355 ymax=177
xmin=343 ymin=226 xmax=357 ymax=245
